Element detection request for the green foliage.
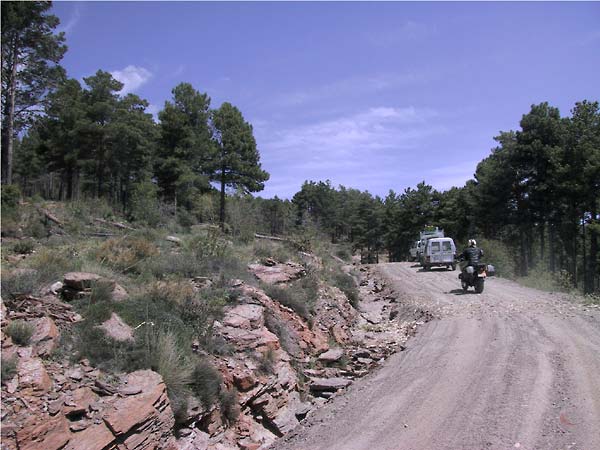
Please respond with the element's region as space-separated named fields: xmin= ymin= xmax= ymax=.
xmin=90 ymin=280 xmax=115 ymax=304
xmin=1 ymin=356 xmax=18 ymax=383
xmin=263 ymin=275 xmax=319 ymax=321
xmin=5 ymin=320 xmax=35 ymax=346
xmin=219 ymin=387 xmax=240 ymax=424
xmin=477 ymin=238 xmax=516 ymax=279
xmin=12 ymin=239 xmax=35 ymax=254
xmin=129 ymin=181 xmax=160 ymax=226
xmin=1 ymin=1 xmax=67 ymax=184
xmin=332 ymin=271 xmax=359 ymax=308
xmin=191 ymin=359 xmax=223 ymax=409
xmin=211 ymin=102 xmax=269 ymax=226
xmin=95 ymin=237 xmax=159 ymax=273
xmin=1 ymin=271 xmax=39 ymax=299
xmin=1 ymin=185 xmax=22 ymax=235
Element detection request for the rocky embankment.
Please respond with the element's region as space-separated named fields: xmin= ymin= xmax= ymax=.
xmin=1 ymin=260 xmax=428 ymax=450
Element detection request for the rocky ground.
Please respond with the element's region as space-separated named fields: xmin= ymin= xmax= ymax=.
xmin=271 ymin=262 xmax=600 ymax=450
xmin=1 ymin=255 xmax=422 ymax=449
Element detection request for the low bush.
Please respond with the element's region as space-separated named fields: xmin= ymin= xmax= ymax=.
xmin=1 ymin=271 xmax=39 ymax=299
xmin=332 ymin=271 xmax=359 ymax=308
xmin=518 ymin=267 xmax=574 ymax=293
xmin=12 ymin=239 xmax=35 ymax=254
xmin=219 ymin=387 xmax=240 ymax=424
xmin=96 ymin=237 xmax=159 ymax=273
xmin=5 ymin=320 xmax=35 ymax=346
xmin=28 ymin=247 xmax=81 ymax=287
xmin=147 ymin=330 xmax=194 ymax=421
xmin=263 ymin=276 xmax=318 ymax=322
xmin=1 ymin=185 xmax=21 ymax=237
xmin=90 ymin=280 xmax=115 ymax=304
xmin=191 ymin=359 xmax=223 ymax=409
xmin=1 ymin=356 xmax=18 ymax=383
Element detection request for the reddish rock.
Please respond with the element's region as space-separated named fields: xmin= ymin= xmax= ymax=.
xmin=248 ymin=262 xmax=305 ymax=285
xmin=63 ymin=272 xmax=102 ymax=290
xmin=222 ymin=304 xmax=264 ymax=329
xmin=64 ymin=422 xmax=115 ymax=450
xmin=103 ymin=370 xmax=174 ymax=447
xmin=16 ymin=415 xmax=70 ymax=450
xmin=97 ymin=312 xmax=133 ymax=342
xmin=64 ymin=387 xmax=98 ymax=418
xmin=309 ymin=377 xmax=352 ymax=391
xmin=111 ymin=283 xmax=129 ymax=302
xmin=31 ymin=316 xmax=59 ymax=356
xmin=17 ymin=350 xmax=52 ymax=394
xmin=233 ymin=371 xmax=257 ymax=391
xmin=318 ymin=348 xmax=344 ymax=363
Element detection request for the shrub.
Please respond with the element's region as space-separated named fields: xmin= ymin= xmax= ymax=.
xmin=29 ymin=248 xmax=78 ymax=284
xmin=5 ymin=320 xmax=35 ymax=346
xmin=148 ymin=330 xmax=194 ymax=413
xmin=90 ymin=280 xmax=115 ymax=304
xmin=96 ymin=237 xmax=159 ymax=273
xmin=1 ymin=356 xmax=18 ymax=383
xmin=140 ymin=252 xmax=201 ymax=279
xmin=477 ymin=238 xmax=516 ymax=279
xmin=335 ymin=247 xmax=352 ymax=262
xmin=264 ymin=282 xmax=313 ymax=321
xmin=128 ymin=181 xmax=161 ymax=226
xmin=219 ymin=387 xmax=240 ymax=424
xmin=24 ymin=213 xmax=49 ymax=239
xmin=12 ymin=239 xmax=35 ymax=254
xmin=191 ymin=359 xmax=222 ymax=409
xmin=332 ymin=271 xmax=359 ymax=308
xmin=1 ymin=185 xmax=22 ymax=237
xmin=1 ymin=271 xmax=39 ymax=299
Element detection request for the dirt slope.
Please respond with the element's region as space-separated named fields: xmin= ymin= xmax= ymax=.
xmin=271 ymin=262 xmax=600 ymax=450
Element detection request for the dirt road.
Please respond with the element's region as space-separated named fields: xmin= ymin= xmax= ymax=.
xmin=272 ymin=262 xmax=600 ymax=450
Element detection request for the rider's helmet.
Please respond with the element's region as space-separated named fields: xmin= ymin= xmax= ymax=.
xmin=468 ymin=239 xmax=477 ymax=247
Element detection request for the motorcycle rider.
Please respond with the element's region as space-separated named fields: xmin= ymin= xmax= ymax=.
xmin=459 ymin=239 xmax=484 ymax=277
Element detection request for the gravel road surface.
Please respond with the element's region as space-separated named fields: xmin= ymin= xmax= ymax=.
xmin=272 ymin=262 xmax=600 ymax=450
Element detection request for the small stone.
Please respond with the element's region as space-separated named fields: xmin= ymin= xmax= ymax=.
xmin=67 ymin=369 xmax=83 ymax=381
xmin=119 ymin=386 xmax=142 ymax=396
xmin=178 ymin=427 xmax=193 ymax=437
xmin=69 ymin=421 xmax=90 ymax=432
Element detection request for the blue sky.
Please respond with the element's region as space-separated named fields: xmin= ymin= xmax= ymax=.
xmin=52 ymin=1 xmax=600 ymax=199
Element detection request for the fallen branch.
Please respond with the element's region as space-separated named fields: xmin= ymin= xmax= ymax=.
xmin=254 ymin=233 xmax=289 ymax=242
xmin=38 ymin=208 xmax=63 ymax=227
xmin=93 ymin=218 xmax=136 ymax=231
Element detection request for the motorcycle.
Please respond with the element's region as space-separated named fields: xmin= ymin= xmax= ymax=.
xmin=458 ymin=262 xmax=495 ymax=293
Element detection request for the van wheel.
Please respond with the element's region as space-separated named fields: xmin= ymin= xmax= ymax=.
xmin=451 ymin=264 xmax=456 ymax=271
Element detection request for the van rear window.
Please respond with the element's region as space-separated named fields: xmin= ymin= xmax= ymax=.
xmin=442 ymin=241 xmax=452 ymax=251
xmin=431 ymin=242 xmax=440 ymax=252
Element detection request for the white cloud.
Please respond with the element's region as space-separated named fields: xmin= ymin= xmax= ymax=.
xmin=255 ymin=106 xmax=447 ymax=198
xmin=274 ymin=72 xmax=430 ymax=107
xmin=111 ymin=65 xmax=152 ymax=94
xmin=58 ymin=5 xmax=82 ymax=34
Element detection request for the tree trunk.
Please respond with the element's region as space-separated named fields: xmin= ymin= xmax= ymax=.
xmin=219 ymin=167 xmax=226 ymax=230
xmin=549 ymin=224 xmax=556 ymax=272
xmin=586 ymin=205 xmax=598 ymax=294
xmin=2 ymin=38 xmax=19 ymax=185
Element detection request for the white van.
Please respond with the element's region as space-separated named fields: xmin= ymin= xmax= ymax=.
xmin=421 ymin=237 xmax=456 ymax=270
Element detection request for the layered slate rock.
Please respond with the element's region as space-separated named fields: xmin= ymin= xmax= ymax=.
xmin=103 ymin=370 xmax=175 ymax=448
xmin=248 ymin=261 xmax=306 ymax=285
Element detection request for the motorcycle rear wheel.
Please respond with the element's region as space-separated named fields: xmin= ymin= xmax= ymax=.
xmin=475 ymin=279 xmax=485 ymax=293
xmin=461 ymin=280 xmax=468 ymax=292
